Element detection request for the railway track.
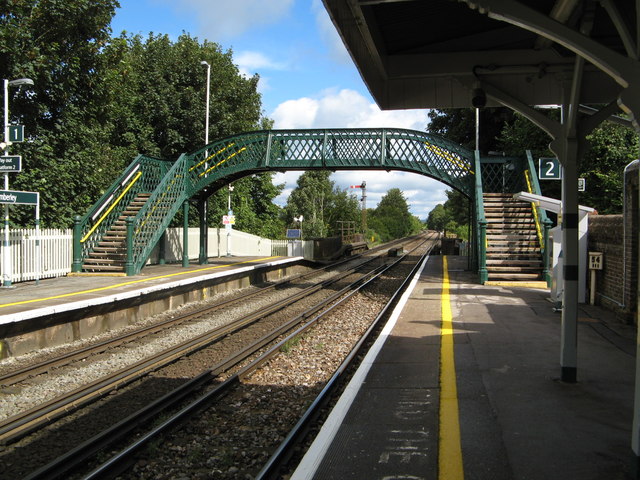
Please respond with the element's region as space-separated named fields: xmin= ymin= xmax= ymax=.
xmin=0 ymin=233 xmax=438 ymax=479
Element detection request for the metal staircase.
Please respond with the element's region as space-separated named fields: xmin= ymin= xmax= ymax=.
xmin=81 ymin=193 xmax=152 ymax=273
xmin=71 ymin=130 xmax=551 ymax=281
xmin=484 ymin=193 xmax=542 ymax=281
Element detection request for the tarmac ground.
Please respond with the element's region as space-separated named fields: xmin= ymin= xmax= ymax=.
xmin=293 ymin=254 xmax=636 ymax=480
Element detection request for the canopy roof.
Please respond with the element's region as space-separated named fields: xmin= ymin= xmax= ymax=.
xmin=323 ymin=0 xmax=633 ymax=110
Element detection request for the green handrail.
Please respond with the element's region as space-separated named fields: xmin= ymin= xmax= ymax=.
xmin=72 ymin=154 xmax=172 ymax=272
xmin=474 ymin=150 xmax=488 ymax=284
xmin=525 ymin=151 xmax=553 ymax=286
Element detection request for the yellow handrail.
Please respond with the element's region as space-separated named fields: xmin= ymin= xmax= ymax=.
xmin=199 ymin=147 xmax=247 ymax=177
xmin=80 ymin=171 xmax=143 ymax=243
xmin=524 ymin=170 xmax=544 ymax=247
xmin=189 ymin=143 xmax=235 ymax=172
xmin=424 ymin=143 xmax=474 ymax=174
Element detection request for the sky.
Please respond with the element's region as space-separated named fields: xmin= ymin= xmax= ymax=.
xmin=111 ymin=0 xmax=449 ymax=220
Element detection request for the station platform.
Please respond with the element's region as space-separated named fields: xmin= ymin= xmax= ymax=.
xmin=292 ymin=255 xmax=636 ymax=480
xmin=0 ymin=255 xmax=304 ymax=356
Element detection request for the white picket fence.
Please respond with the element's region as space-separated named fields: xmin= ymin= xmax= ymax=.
xmin=0 ymin=228 xmax=72 ymax=283
xmin=0 ymin=228 xmax=311 ymax=284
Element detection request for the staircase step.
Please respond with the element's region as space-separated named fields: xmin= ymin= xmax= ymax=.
xmin=487 ymin=259 xmax=542 ymax=265
xmin=83 ymin=258 xmax=125 ymax=265
xmin=488 ymin=272 xmax=542 ymax=280
xmin=82 ymin=264 xmax=126 ymax=272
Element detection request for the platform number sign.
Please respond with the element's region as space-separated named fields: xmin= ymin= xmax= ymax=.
xmin=539 ymin=157 xmax=562 ymax=180
xmin=8 ymin=125 xmax=24 ymax=143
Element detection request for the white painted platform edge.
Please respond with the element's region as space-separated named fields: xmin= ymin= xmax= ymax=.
xmin=290 ymin=254 xmax=431 ymax=480
xmin=0 ymin=257 xmax=303 ymax=325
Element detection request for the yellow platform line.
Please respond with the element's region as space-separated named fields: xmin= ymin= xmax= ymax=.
xmin=439 ymin=255 xmax=464 ymax=480
xmin=0 ymin=256 xmax=282 ymax=309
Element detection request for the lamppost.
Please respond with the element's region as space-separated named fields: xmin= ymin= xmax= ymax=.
xmin=3 ymin=77 xmax=33 ymax=287
xmin=200 ymin=61 xmax=210 ymax=147
xmin=199 ymin=61 xmax=211 ymax=264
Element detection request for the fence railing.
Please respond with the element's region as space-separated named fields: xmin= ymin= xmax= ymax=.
xmin=1 ymin=228 xmax=309 ymax=284
xmin=0 ymin=229 xmax=72 ymax=283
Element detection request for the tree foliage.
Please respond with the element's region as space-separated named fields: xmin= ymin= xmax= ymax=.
xmin=283 ymin=171 xmax=362 ymax=239
xmin=2 ymin=1 xmax=276 ymax=230
xmin=368 ymin=188 xmax=421 ymax=242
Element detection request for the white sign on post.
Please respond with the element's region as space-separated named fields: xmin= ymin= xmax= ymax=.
xmin=589 ymin=252 xmax=603 ymax=270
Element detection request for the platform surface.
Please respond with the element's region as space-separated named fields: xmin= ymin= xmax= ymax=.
xmin=293 ymin=255 xmax=636 ymax=480
xmin=0 ymin=256 xmax=298 ymax=324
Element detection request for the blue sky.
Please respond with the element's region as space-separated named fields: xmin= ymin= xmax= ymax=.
xmin=111 ymin=0 xmax=448 ymax=219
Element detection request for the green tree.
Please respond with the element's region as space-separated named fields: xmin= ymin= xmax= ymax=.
xmin=369 ymin=188 xmax=414 ymax=241
xmin=283 ymin=171 xmax=334 ymax=238
xmin=426 ymin=204 xmax=449 ymax=232
xmin=2 ymin=1 xmax=267 ymax=228
xmin=208 ymin=173 xmax=285 ymax=238
xmin=428 ymin=107 xmax=514 ymax=153
xmin=2 ymin=0 xmax=123 ymax=227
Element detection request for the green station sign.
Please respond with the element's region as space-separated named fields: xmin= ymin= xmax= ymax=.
xmin=0 ymin=189 xmax=38 ymax=205
xmin=539 ymin=157 xmax=562 ymax=180
xmin=8 ymin=125 xmax=24 ymax=143
xmin=0 ymin=155 xmax=21 ymax=172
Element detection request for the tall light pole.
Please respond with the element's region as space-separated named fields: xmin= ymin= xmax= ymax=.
xmin=199 ymin=61 xmax=211 ymax=264
xmin=3 ymin=77 xmax=33 ymax=287
xmin=200 ymin=61 xmax=210 ymax=147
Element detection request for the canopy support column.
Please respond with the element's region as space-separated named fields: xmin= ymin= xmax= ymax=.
xmin=198 ymin=196 xmax=208 ymax=265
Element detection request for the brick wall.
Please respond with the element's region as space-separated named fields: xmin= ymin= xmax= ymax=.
xmin=587 ymin=161 xmax=638 ymax=323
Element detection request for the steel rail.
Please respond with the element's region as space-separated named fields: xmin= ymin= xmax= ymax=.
xmin=0 ymin=250 xmax=380 ymax=387
xmin=77 ymin=236 xmax=434 ymax=480
xmin=0 ymin=256 xmax=382 ymax=445
xmin=23 ymin=237 xmax=429 ymax=480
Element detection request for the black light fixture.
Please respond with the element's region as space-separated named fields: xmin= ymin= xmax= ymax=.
xmin=471 ymin=87 xmax=487 ymax=108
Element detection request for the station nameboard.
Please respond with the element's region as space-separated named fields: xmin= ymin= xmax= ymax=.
xmin=0 ymin=189 xmax=38 ymax=205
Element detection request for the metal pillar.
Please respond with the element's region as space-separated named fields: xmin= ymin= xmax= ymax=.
xmin=198 ymin=196 xmax=208 ymax=265
xmin=556 ymin=133 xmax=580 ymax=383
xmin=158 ymin=231 xmax=166 ymax=265
xmin=182 ymin=201 xmax=189 ymax=268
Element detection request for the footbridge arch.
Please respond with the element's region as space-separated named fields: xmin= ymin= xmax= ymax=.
xmin=187 ymin=128 xmax=475 ymax=198
xmin=77 ymin=128 xmax=514 ymax=277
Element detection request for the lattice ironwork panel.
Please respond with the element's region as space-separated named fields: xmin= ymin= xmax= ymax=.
xmin=480 ymin=158 xmax=526 ymax=193
xmin=131 ymin=155 xmax=189 ymax=270
xmin=79 ymin=155 xmax=171 ymax=261
xmin=187 ymin=128 xmax=475 ymax=197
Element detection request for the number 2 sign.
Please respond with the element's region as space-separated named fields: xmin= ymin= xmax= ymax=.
xmin=538 ymin=157 xmax=562 ymax=180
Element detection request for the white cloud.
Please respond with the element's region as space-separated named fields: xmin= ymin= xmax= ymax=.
xmin=311 ymin=0 xmax=352 ymax=64
xmin=269 ymin=89 xmax=444 ymax=219
xmin=271 ymin=88 xmax=426 ymax=130
xmin=175 ymin=0 xmax=295 ymax=40
xmin=235 ymin=51 xmax=287 ymax=72
xmin=235 ymin=51 xmax=289 ymax=96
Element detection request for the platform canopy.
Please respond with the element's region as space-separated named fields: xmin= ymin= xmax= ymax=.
xmin=323 ymin=0 xmax=640 ymax=452
xmin=322 ymin=0 xmax=633 ymax=117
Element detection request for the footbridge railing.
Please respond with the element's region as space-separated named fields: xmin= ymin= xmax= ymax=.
xmin=72 ymin=154 xmax=173 ymax=272
xmin=74 ymin=128 xmax=478 ymax=275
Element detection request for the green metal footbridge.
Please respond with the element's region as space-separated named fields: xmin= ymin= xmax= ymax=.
xmin=71 ymin=128 xmax=551 ymax=283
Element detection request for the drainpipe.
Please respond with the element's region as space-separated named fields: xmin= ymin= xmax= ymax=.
xmin=621 ymin=159 xmax=639 ymax=310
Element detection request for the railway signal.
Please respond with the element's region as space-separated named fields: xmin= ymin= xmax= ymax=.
xmin=350 ymin=181 xmax=367 ymax=233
